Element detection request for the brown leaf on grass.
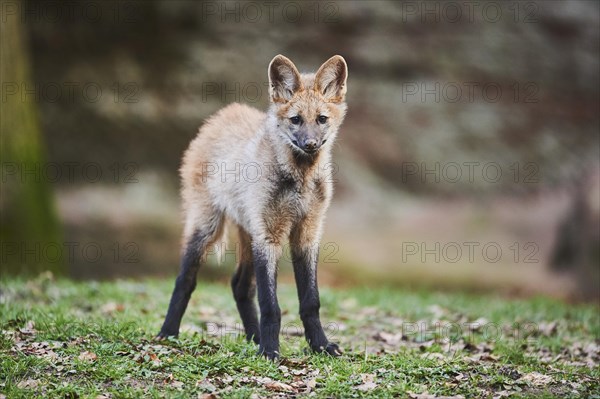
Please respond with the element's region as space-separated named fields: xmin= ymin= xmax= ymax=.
xmin=426 ymin=304 xmax=448 ymax=319
xmin=132 ymin=346 xmax=164 ymax=366
xmin=565 ymin=341 xmax=600 ymax=368
xmin=17 ymin=379 xmax=40 ymax=389
xmin=264 ymin=380 xmax=296 ymax=392
xmin=291 ymin=367 xmax=308 ymax=376
xmin=408 ymin=391 xmax=465 ymax=399
xmin=68 ymin=335 xmax=90 ymax=347
xmin=356 ymin=381 xmax=378 ymax=391
xmin=164 ymin=374 xmax=175 ymax=384
xmin=463 ymin=342 xmax=493 ymax=353
xmin=467 ymin=317 xmax=490 ymax=332
xmin=359 ymin=306 xmax=379 ymax=316
xmin=280 ymin=357 xmax=308 ymax=367
xmin=290 ymin=376 xmax=315 ymax=393
xmin=148 ymin=352 xmax=162 ymax=366
xmin=305 ymin=378 xmax=317 ymax=389
xmin=78 ymin=351 xmax=97 ymax=362
xmin=198 ymin=306 xmax=217 ymax=316
xmin=499 ymin=366 xmax=521 ymax=380
xmin=418 ymin=340 xmax=435 ymax=351
xmin=180 ymin=323 xmax=203 ymax=335
xmin=196 ymin=379 xmax=218 ymax=392
xmin=374 ymin=331 xmax=404 ymax=345
xmin=15 ymin=340 xmax=59 ymax=360
xmin=340 ymin=297 xmax=358 ymax=310
xmin=464 ymin=352 xmax=499 ymax=363
xmin=19 ymin=320 xmax=36 ymax=335
xmin=100 ymin=302 xmax=124 ymax=315
xmin=461 ymin=342 xmax=498 ymax=362
xmin=198 ymin=394 xmax=218 ymax=399
xmin=355 ymin=373 xmax=378 ymax=391
xmin=519 ymin=372 xmax=553 ymax=387
xmin=537 ymin=321 xmax=558 ymax=337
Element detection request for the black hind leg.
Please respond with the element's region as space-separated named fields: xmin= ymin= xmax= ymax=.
xmin=158 ymin=214 xmax=223 ymax=338
xmin=231 ymin=227 xmax=260 ymax=344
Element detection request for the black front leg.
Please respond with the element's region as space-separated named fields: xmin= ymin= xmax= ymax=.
xmin=292 ymin=246 xmax=341 ymax=356
xmin=253 ymin=245 xmax=281 ymax=360
xmin=158 ymin=230 xmax=205 ymax=338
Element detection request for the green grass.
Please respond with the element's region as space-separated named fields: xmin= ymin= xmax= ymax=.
xmin=1 ymin=274 xmax=598 ymax=398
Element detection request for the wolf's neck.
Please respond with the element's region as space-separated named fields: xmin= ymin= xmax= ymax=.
xmin=270 ymin=136 xmax=330 ymax=184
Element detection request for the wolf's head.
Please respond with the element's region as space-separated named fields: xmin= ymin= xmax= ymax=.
xmin=267 ymin=55 xmax=348 ymax=157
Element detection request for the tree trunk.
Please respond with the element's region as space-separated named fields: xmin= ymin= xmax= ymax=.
xmin=1 ymin=0 xmax=64 ymax=276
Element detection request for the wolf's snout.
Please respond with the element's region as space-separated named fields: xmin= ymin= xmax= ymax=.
xmin=303 ymin=138 xmax=319 ymax=152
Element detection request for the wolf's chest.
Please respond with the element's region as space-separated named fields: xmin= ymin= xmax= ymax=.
xmin=270 ymin=179 xmax=311 ymax=216
xmin=263 ymin=172 xmax=319 ymax=221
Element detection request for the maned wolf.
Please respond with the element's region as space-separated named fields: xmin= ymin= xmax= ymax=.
xmin=158 ymin=55 xmax=348 ymax=360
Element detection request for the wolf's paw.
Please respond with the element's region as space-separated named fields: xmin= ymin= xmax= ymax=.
xmin=155 ymin=330 xmax=178 ymax=341
xmin=257 ymin=347 xmax=280 ymax=361
xmin=312 ymin=342 xmax=343 ymax=357
xmin=246 ymin=332 xmax=260 ymax=345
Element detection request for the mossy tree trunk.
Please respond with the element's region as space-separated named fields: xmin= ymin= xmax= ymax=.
xmin=1 ymin=0 xmax=64 ymax=276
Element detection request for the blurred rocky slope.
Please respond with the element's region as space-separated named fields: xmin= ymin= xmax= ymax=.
xmin=19 ymin=0 xmax=599 ymax=298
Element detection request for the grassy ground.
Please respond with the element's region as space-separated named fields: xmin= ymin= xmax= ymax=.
xmin=1 ymin=274 xmax=598 ymax=398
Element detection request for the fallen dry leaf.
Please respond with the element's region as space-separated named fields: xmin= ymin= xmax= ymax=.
xmin=264 ymin=380 xmax=296 ymax=392
xmin=537 ymin=321 xmax=558 ymax=337
xmin=180 ymin=323 xmax=203 ymax=334
xmin=356 ymin=381 xmax=377 ymax=391
xmin=359 ymin=306 xmax=379 ymax=316
xmin=305 ymin=378 xmax=317 ymax=390
xmin=100 ymin=302 xmax=124 ymax=314
xmin=408 ymin=391 xmax=465 ymax=399
xmin=355 ymin=373 xmax=378 ymax=391
xmin=18 ymin=320 xmax=36 ymax=335
xmin=374 ymin=331 xmax=404 ymax=345
xmin=426 ymin=304 xmax=448 ymax=319
xmin=467 ymin=317 xmax=490 ymax=331
xmin=196 ymin=379 xmax=217 ymax=392
xmin=520 ymin=372 xmax=553 ymax=387
xmin=78 ymin=351 xmax=97 ymax=362
xmin=17 ymin=379 xmax=40 ymax=389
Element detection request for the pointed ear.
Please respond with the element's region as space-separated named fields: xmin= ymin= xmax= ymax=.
xmin=268 ymin=55 xmax=302 ymax=103
xmin=315 ymin=55 xmax=348 ymax=103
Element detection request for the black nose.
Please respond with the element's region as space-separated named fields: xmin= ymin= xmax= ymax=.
xmin=303 ymin=139 xmax=318 ymax=152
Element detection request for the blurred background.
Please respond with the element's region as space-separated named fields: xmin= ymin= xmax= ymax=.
xmin=1 ymin=0 xmax=598 ymax=301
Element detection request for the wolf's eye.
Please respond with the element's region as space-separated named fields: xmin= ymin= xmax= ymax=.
xmin=289 ymin=116 xmax=301 ymax=125
xmin=317 ymin=115 xmax=328 ymax=124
